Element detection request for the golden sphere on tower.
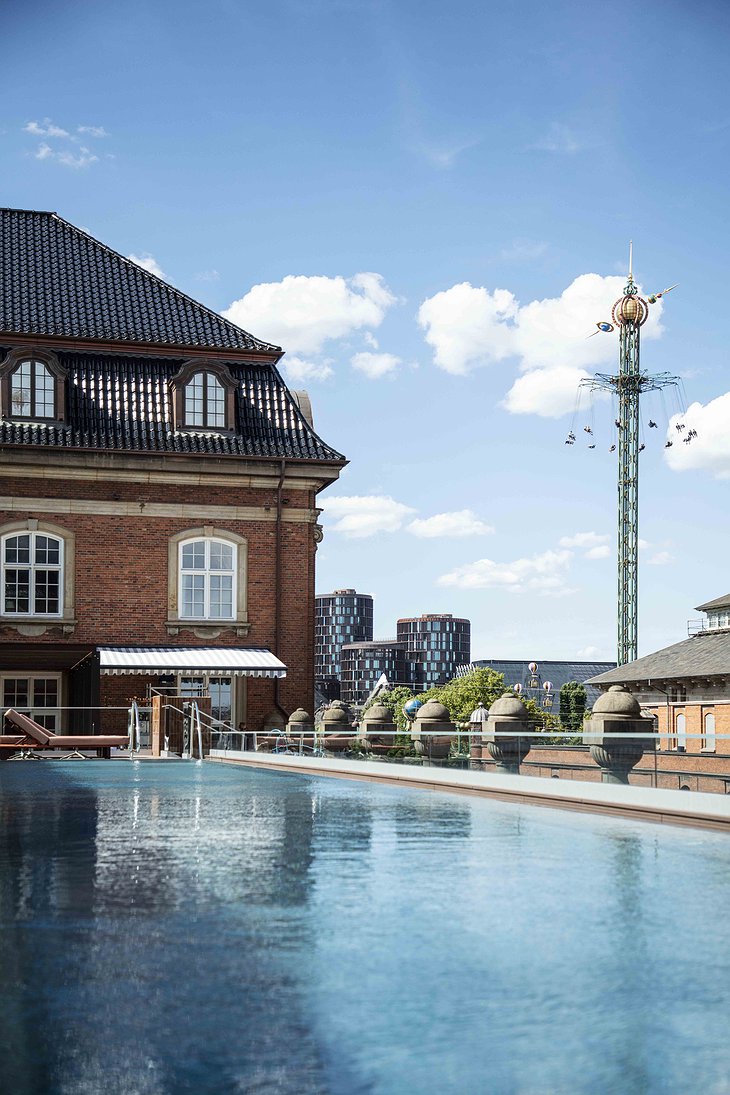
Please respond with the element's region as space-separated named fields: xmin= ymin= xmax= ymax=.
xmin=612 ymin=294 xmax=648 ymax=327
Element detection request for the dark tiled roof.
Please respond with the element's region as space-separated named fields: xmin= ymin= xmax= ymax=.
xmin=0 ymin=208 xmax=280 ymax=353
xmin=587 ymin=631 xmax=730 ymax=685
xmin=0 ymin=350 xmax=345 ymax=461
xmin=695 ymin=593 xmax=730 ymax=612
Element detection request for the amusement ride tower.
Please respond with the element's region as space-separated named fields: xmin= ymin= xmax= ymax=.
xmin=583 ymin=246 xmax=680 ymax=666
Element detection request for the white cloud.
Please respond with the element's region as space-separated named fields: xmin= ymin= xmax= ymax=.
xmin=351 ymin=351 xmax=401 ymax=379
xmin=127 ymin=253 xmax=167 ymax=279
xmin=559 ymin=531 xmax=609 ymax=549
xmin=437 ymin=548 xmax=573 ymax=595
xmin=584 ymin=544 xmax=611 ymax=560
xmin=576 ymin=645 xmax=600 ymax=658
xmin=407 ymin=509 xmax=494 ymax=538
xmin=281 ymin=356 xmax=334 ymax=383
xmin=648 ymin=551 xmax=674 ymax=566
xmin=56 ymin=147 xmax=98 ymax=169
xmin=530 ymin=123 xmax=582 ymax=153
xmin=664 ymin=396 xmax=730 ymax=479
xmin=418 ymin=273 xmax=664 ymax=417
xmin=77 ymin=125 xmax=108 ymax=138
xmin=223 ymin=272 xmax=397 ymax=358
xmin=35 ymin=143 xmax=53 ymax=161
xmin=321 ymin=495 xmax=416 ymax=538
xmin=24 ymin=119 xmax=69 ymax=138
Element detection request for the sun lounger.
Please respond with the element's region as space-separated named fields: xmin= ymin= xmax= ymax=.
xmin=3 ymin=709 xmax=130 ymax=758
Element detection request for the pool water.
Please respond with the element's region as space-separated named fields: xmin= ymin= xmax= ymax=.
xmin=1 ymin=760 xmax=730 ymax=1094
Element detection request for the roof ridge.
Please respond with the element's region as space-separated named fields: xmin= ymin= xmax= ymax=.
xmin=49 ymin=212 xmax=282 ymax=355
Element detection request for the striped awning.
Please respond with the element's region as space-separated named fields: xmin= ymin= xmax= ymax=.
xmin=98 ymin=646 xmax=287 ymax=678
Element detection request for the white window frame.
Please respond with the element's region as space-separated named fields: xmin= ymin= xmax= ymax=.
xmin=178 ymin=536 xmax=237 ymax=621
xmin=1 ymin=673 xmax=62 ymax=730
xmin=1 ymin=530 xmax=64 ymax=617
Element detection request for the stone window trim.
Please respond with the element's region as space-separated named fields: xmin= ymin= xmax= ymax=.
xmin=0 ymin=348 xmax=67 ymax=423
xmin=169 ymin=360 xmax=237 ymax=433
xmin=0 ymin=518 xmax=76 ymax=635
xmin=166 ymin=526 xmax=250 ymax=638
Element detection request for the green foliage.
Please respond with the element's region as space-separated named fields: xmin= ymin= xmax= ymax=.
xmin=361 ymin=685 xmax=417 ymax=733
xmin=559 ymin=681 xmax=588 ymax=735
xmin=426 ymin=668 xmax=507 ymax=723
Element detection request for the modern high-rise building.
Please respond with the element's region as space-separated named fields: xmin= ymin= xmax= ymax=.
xmin=396 ymin=614 xmax=471 ymax=690
xmin=315 ymin=589 xmax=373 ymax=699
xmin=340 ymin=639 xmax=408 ymax=706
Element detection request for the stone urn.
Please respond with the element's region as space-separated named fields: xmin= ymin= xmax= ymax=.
xmin=583 ymin=684 xmax=647 ymax=784
xmin=359 ymin=703 xmax=396 ymax=752
xmin=287 ymin=708 xmax=313 ymax=748
xmin=411 ymin=699 xmax=454 ymax=759
xmin=482 ymin=693 xmax=532 ymax=774
xmin=320 ymin=702 xmax=352 ymax=751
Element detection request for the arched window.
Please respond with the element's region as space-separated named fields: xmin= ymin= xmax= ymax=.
xmin=1 ymin=531 xmax=63 ymax=615
xmin=169 ymin=361 xmax=236 ymax=431
xmin=0 ymin=349 xmax=66 ymax=421
xmin=676 ymin=713 xmax=687 ymax=751
xmin=179 ymin=537 xmax=236 ymax=619
xmin=704 ymin=712 xmax=716 ymax=753
xmin=184 ymin=372 xmax=226 ymax=428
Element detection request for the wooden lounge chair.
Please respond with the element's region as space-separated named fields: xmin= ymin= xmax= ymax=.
xmin=3 ymin=709 xmax=130 ymax=759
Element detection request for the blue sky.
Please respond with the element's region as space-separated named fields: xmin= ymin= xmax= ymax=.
xmin=3 ymin=0 xmax=730 ymax=662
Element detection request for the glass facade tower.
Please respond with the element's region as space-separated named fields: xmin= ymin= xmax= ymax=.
xmin=315 ymin=589 xmax=374 ymax=699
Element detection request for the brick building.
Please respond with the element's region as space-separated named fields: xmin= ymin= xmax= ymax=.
xmin=0 ymin=208 xmax=345 ymax=734
xmin=588 ymin=592 xmax=730 ymax=757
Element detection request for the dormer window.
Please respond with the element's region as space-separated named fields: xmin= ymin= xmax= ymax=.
xmin=185 ymin=372 xmax=226 ymax=428
xmin=170 ymin=360 xmax=237 ymax=432
xmin=0 ymin=349 xmax=67 ymax=422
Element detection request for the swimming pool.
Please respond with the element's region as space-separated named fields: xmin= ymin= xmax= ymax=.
xmin=1 ymin=760 xmax=729 ymax=1094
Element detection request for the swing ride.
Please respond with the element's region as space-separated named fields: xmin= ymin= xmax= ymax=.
xmin=564 ymin=245 xmax=692 ymax=667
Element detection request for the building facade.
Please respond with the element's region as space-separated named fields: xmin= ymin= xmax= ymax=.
xmin=314 ymin=588 xmax=373 ymax=699
xmin=0 ymin=208 xmax=345 ymax=734
xmin=396 ymin=614 xmax=470 ymax=690
xmin=588 ymin=592 xmax=730 ymax=756
xmin=339 ymin=639 xmax=408 ymax=706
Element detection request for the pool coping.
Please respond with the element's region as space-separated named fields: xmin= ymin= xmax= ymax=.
xmin=208 ymin=750 xmax=730 ymax=831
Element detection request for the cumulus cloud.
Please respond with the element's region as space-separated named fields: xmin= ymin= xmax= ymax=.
xmin=418 ymin=274 xmax=664 ymax=417
xmin=407 ymin=510 xmax=494 ymax=538
xmin=281 ymin=356 xmax=334 ymax=383
xmin=77 ymin=125 xmax=108 ymax=138
xmin=35 ymin=143 xmax=53 ymax=161
xmin=321 ymin=495 xmax=416 ymax=538
xmin=648 ymin=551 xmax=674 ymax=566
xmin=584 ymin=544 xmax=611 ymax=560
xmin=664 ymin=395 xmax=730 ymax=479
xmin=56 ymin=147 xmax=98 ymax=169
xmin=223 ymin=273 xmax=397 ymax=360
xmin=351 ymin=351 xmax=401 ymax=379
xmin=127 ymin=253 xmax=167 ymax=279
xmin=437 ymin=548 xmax=573 ymax=595
xmin=24 ymin=119 xmax=69 ymax=138
xmin=559 ymin=531 xmax=609 ymax=549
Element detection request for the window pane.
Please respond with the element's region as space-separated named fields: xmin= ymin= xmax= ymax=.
xmin=34 ymin=362 xmax=55 ymax=417
xmin=34 ymin=570 xmax=60 ymax=614
xmin=33 ymin=679 xmax=58 ymax=707
xmin=4 ymin=570 xmax=30 ymax=613
xmin=209 ymin=575 xmax=233 ymax=617
xmin=10 ymin=364 xmax=32 ymax=415
xmin=181 ymin=541 xmax=206 ymax=569
xmin=209 ymin=542 xmax=233 ymax=571
xmin=185 ymin=374 xmax=205 ymax=426
xmin=35 ymin=535 xmax=60 ymax=565
xmin=207 ymin=374 xmax=225 ymax=427
xmin=4 ymin=679 xmax=29 ymax=707
xmin=5 ymin=535 xmax=30 ymax=565
xmin=181 ymin=574 xmax=205 ymax=617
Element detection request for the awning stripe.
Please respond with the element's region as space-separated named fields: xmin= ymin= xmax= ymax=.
xmin=98 ymin=646 xmax=287 ymax=678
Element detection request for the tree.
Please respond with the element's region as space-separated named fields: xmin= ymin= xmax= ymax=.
xmin=361 ymin=685 xmax=418 ymax=732
xmin=427 ymin=668 xmax=507 ymax=723
xmin=559 ymin=681 xmax=587 ymax=735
